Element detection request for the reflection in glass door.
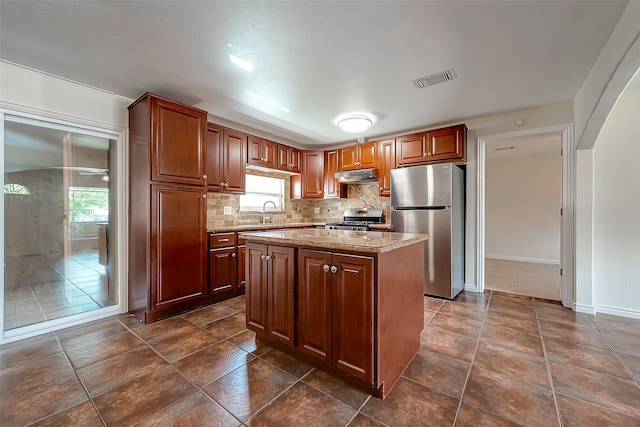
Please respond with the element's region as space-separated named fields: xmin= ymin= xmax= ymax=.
xmin=3 ymin=116 xmax=117 ymax=331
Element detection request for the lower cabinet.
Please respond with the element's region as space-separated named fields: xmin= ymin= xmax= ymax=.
xmin=208 ymin=232 xmax=237 ymax=294
xmin=245 ymin=243 xmax=296 ymax=347
xmin=297 ymin=249 xmax=374 ymax=383
xmin=237 ymin=244 xmax=246 ymax=288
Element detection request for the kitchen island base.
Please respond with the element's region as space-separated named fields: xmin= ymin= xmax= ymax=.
xmin=243 ymin=229 xmax=426 ymax=398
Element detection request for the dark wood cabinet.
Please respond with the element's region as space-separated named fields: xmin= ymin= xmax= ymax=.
xmin=128 ymin=93 xmax=209 ymax=323
xmin=248 ymin=135 xmax=277 ymax=169
xmin=237 ymin=244 xmax=246 ymax=288
xmin=277 ymin=144 xmax=301 ymax=173
xmin=377 ymin=139 xmax=396 ymax=197
xmin=297 ymin=249 xmax=374 ymax=382
xmin=208 ymin=232 xmax=237 ymax=294
xmin=246 ymin=243 xmax=296 ymax=347
xmin=301 ymin=150 xmax=324 ymax=199
xmin=207 ymin=124 xmax=246 ymax=193
xmin=150 ymin=184 xmax=208 ymax=310
xmin=151 ymin=96 xmax=207 ymax=186
xmin=324 ymin=149 xmax=347 ymax=199
xmin=396 ymin=124 xmax=466 ymax=167
xmin=338 ymin=141 xmax=378 ymax=171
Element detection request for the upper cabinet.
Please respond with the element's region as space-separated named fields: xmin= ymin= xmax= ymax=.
xmin=277 ymin=144 xmax=302 ymax=174
xmin=301 ymin=150 xmax=324 ymax=199
xmin=338 ymin=141 xmax=378 ymax=171
xmin=206 ymin=123 xmax=246 ymax=193
xmin=248 ymin=135 xmax=277 ymax=169
xmin=396 ymin=124 xmax=466 ymax=167
xmin=150 ymin=96 xmax=207 ymax=185
xmin=324 ymin=149 xmax=347 ymax=199
xmin=377 ymin=139 xmax=396 ymax=197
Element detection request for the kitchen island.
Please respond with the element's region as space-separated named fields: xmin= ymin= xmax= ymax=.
xmin=241 ymin=228 xmax=427 ymax=398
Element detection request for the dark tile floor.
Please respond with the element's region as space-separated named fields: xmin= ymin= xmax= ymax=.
xmin=2 ymin=292 xmax=640 ymax=426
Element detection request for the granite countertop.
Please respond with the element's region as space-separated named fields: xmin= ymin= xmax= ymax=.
xmin=239 ymin=229 xmax=428 ymax=254
xmin=207 ymin=222 xmax=324 ymax=233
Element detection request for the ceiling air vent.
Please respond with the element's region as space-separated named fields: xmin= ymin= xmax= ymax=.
xmin=413 ymin=69 xmax=456 ymax=89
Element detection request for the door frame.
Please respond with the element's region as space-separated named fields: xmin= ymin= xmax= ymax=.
xmin=0 ymin=109 xmax=128 ymax=344
xmin=476 ymin=124 xmax=574 ymax=308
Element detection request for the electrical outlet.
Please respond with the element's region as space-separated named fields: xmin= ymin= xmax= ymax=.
xmin=223 ymin=206 xmax=232 ymax=215
xmin=314 ymin=207 xmax=320 ymax=214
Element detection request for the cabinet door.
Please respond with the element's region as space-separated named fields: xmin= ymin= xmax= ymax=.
xmin=267 ymin=245 xmax=296 ymax=347
xmin=247 ymin=136 xmax=263 ymax=166
xmin=223 ymin=129 xmax=246 ymax=193
xmin=358 ymin=142 xmax=378 ymax=169
xmin=302 ymin=150 xmax=324 ymax=198
xmin=289 ymin=148 xmax=301 ymax=174
xmin=209 ymin=247 xmax=237 ymax=294
xmin=377 ymin=139 xmax=396 ymax=197
xmin=396 ymin=132 xmax=428 ymax=166
xmin=206 ymin=123 xmax=223 ymax=191
xmin=246 ymin=243 xmax=268 ymax=333
xmin=332 ymin=253 xmax=374 ymax=383
xmin=277 ymin=145 xmax=291 ymax=171
xmin=151 ymin=97 xmax=207 ymax=185
xmin=338 ymin=146 xmax=358 ymax=171
xmin=324 ymin=149 xmax=347 ymax=199
xmin=262 ymin=140 xmax=277 ymax=169
xmin=429 ymin=125 xmax=465 ymax=162
xmin=237 ymin=245 xmax=246 ymax=288
xmin=150 ymin=184 xmax=207 ymax=310
xmin=297 ymin=249 xmax=332 ymax=363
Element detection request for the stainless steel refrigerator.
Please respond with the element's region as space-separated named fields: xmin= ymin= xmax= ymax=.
xmin=390 ymin=163 xmax=464 ymax=298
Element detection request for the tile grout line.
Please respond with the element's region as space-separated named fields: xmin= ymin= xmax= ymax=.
xmin=535 ymin=303 xmax=564 ymax=427
xmin=450 ymin=292 xmax=490 ymax=426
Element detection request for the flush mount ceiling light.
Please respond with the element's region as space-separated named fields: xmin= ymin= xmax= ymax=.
xmin=337 ymin=114 xmax=374 ymax=133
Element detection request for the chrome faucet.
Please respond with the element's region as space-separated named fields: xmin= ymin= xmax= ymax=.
xmin=262 ymin=200 xmax=277 ymax=224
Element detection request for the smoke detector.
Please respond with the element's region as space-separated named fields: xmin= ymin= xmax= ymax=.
xmin=413 ymin=69 xmax=456 ymax=89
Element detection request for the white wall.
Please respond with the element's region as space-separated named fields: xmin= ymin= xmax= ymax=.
xmin=592 ymin=85 xmax=640 ymax=317
xmin=485 ymin=149 xmax=561 ymax=263
xmin=463 ymin=101 xmax=573 ymax=286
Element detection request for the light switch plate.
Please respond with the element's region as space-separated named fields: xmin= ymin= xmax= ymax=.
xmin=314 ymin=207 xmax=320 ymax=214
xmin=224 ymin=206 xmax=232 ymax=215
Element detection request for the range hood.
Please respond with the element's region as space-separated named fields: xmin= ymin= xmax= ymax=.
xmin=334 ymin=168 xmax=379 ymax=184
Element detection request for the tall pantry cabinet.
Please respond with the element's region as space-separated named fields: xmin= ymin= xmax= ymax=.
xmin=128 ymin=93 xmax=209 ymax=323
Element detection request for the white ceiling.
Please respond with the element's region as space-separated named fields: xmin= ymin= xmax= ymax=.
xmin=0 ymin=1 xmax=630 ymax=149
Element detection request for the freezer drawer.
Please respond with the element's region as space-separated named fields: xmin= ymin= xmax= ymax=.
xmin=391 ymin=208 xmax=463 ymax=299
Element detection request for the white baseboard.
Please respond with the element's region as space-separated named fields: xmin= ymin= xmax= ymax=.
xmin=486 ymin=254 xmax=560 ymax=265
xmin=594 ymin=304 xmax=640 ymax=320
xmin=464 ymin=284 xmax=479 ymax=293
xmin=573 ymin=303 xmax=595 ymax=315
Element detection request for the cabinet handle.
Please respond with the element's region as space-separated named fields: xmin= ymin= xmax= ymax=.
xmin=231 ymin=253 xmax=236 ymax=258
xmin=218 ymin=238 xmax=230 ymax=242
xmin=322 ymin=265 xmax=330 ymax=272
xmin=203 ymin=174 xmax=207 ymax=180
xmin=330 ymin=265 xmax=338 ymax=274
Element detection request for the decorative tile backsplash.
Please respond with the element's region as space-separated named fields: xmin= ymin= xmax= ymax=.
xmin=206 ymin=170 xmax=390 ymax=229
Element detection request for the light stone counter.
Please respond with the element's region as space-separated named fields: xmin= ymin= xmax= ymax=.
xmin=207 ymin=222 xmax=324 ymax=233
xmin=239 ymin=229 xmax=428 ymax=254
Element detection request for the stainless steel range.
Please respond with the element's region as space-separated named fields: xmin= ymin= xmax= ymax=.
xmin=325 ymin=208 xmax=384 ymax=231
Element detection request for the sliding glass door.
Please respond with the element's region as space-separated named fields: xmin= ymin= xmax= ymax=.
xmin=3 ymin=114 xmax=119 ymax=333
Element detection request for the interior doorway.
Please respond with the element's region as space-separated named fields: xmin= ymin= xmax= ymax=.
xmin=476 ymin=124 xmax=574 ymax=308
xmin=484 ymin=134 xmax=562 ymax=300
xmin=3 ymin=115 xmax=118 ymax=332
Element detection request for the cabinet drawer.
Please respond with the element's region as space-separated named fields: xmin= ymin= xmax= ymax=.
xmin=209 ymin=232 xmax=236 ymax=248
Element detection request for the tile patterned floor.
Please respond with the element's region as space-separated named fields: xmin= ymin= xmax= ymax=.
xmin=3 ymin=252 xmax=114 ymax=330
xmin=485 ymin=258 xmax=561 ymax=301
xmin=2 ymin=292 xmax=640 ymax=426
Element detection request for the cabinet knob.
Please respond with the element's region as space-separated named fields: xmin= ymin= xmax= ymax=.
xmin=266 ymin=255 xmax=271 ymax=261
xmin=202 ymin=194 xmax=206 ymax=199
xmin=423 ymin=153 xmax=428 ymax=157
xmin=330 ymin=265 xmax=338 ymax=274
xmin=203 ymin=174 xmax=207 ymax=180
xmin=261 ymin=255 xmax=266 ymax=260
xmin=427 ymin=152 xmax=432 ymax=156
xmin=322 ymin=265 xmax=330 ymax=272
xmin=231 ymin=253 xmax=236 ymax=258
